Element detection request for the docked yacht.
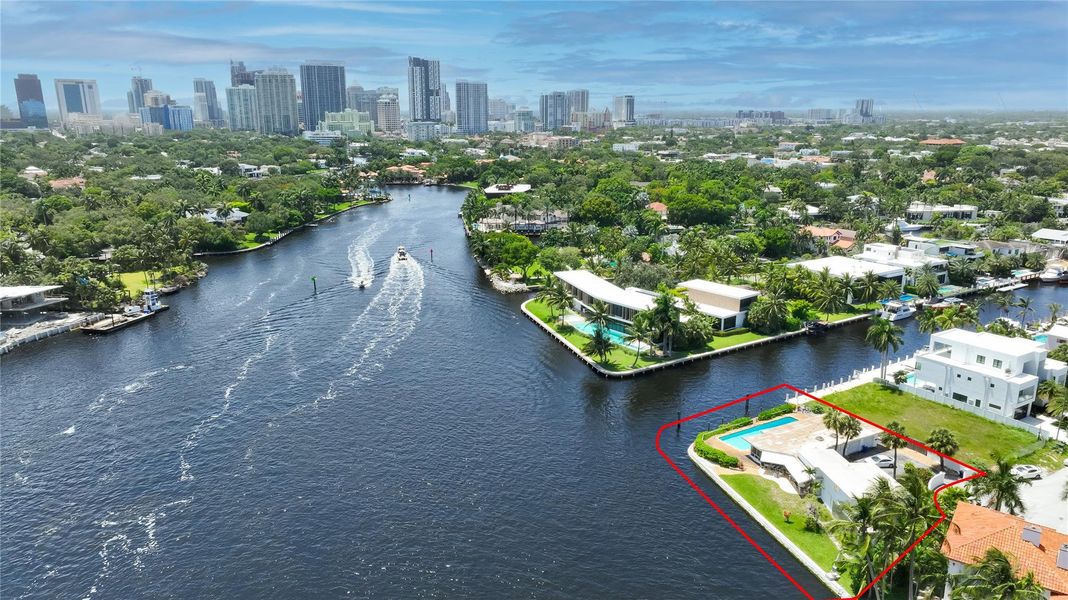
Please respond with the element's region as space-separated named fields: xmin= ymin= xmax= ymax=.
xmin=396 ymin=246 xmax=408 ymax=261
xmin=1040 ymin=266 xmax=1066 ymax=283
xmin=880 ymin=300 xmax=916 ymax=321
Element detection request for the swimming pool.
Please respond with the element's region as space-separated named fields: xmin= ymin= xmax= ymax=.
xmin=566 ymin=316 xmax=635 ymax=348
xmin=719 ymin=416 xmax=799 ymax=451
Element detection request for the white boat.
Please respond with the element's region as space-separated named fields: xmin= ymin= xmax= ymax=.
xmin=1039 ymin=266 xmax=1066 ymax=283
xmin=396 ymin=246 xmax=408 ymax=261
xmin=880 ymin=300 xmax=916 ymax=321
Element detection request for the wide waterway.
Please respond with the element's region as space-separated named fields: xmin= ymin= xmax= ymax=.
xmin=3 ymin=185 xmax=1065 ymax=599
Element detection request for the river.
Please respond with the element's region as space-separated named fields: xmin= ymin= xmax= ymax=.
xmin=2 ymin=185 xmax=1065 ymax=599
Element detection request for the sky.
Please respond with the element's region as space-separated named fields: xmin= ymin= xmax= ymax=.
xmin=1 ymin=0 xmax=1066 ymax=116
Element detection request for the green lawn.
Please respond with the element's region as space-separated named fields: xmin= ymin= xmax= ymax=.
xmin=525 ymin=299 xmax=771 ymax=371
xmin=721 ymin=474 xmax=854 ymax=593
xmin=823 ymin=383 xmax=1066 ymax=468
xmin=116 ymin=271 xmax=162 ymax=295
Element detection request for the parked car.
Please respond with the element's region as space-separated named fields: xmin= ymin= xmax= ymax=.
xmin=868 ymin=455 xmax=895 ymax=469
xmin=1010 ymin=464 xmax=1042 ymax=480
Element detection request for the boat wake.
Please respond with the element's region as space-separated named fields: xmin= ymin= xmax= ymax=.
xmin=347 ymin=222 xmax=384 ymax=288
xmin=88 ymin=365 xmax=192 ymax=414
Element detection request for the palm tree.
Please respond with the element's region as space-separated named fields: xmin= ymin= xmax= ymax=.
xmin=1016 ymin=297 xmax=1034 ymax=327
xmin=651 ymin=289 xmax=681 ymax=354
xmin=626 ymin=312 xmax=655 ymax=368
xmin=994 ymin=292 xmax=1014 ymax=318
xmin=858 ymin=271 xmax=882 ymax=304
xmin=914 ymin=265 xmax=941 ymax=299
xmin=877 ymin=279 xmax=902 ymax=303
xmin=917 ymin=308 xmax=939 ymax=334
xmin=1048 ymin=302 xmax=1063 ymax=326
xmin=925 ymin=427 xmax=959 ymax=472
xmin=588 ymin=300 xmax=612 ymax=332
xmin=583 ymin=327 xmax=613 ymax=363
xmin=811 ymin=279 xmax=849 ymax=322
xmin=934 ymin=305 xmax=980 ymax=331
xmin=1044 ymin=383 xmax=1068 ymax=442
xmin=879 ymin=421 xmax=908 ymax=478
xmin=950 ymin=547 xmax=1046 ymax=600
xmin=972 ymin=452 xmax=1032 ymax=515
xmin=881 ymin=465 xmax=941 ymax=599
xmin=839 ymin=416 xmax=862 ymax=457
xmin=865 ymin=317 xmax=905 ymax=380
xmin=823 ymin=410 xmax=844 ymax=453
xmin=838 ymin=273 xmax=857 ymax=304
xmin=536 ymin=275 xmax=562 ymax=320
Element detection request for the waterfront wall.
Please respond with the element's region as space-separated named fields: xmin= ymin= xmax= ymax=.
xmin=0 ymin=313 xmax=105 ymax=355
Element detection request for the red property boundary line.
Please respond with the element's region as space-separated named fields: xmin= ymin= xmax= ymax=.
xmin=655 ymin=383 xmax=986 ymax=600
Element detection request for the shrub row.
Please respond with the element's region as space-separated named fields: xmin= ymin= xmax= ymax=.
xmin=708 ymin=416 xmax=753 ymax=436
xmin=756 ymin=403 xmax=795 ymax=421
xmin=694 ymin=435 xmax=741 ymax=468
xmin=713 ymin=327 xmax=750 ymax=337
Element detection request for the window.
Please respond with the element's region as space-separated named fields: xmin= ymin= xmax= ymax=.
xmin=989 ymin=404 xmax=1002 ymax=411
xmin=966 ymin=376 xmax=972 ymax=381
xmin=952 ymin=393 xmax=967 ymax=402
xmin=956 ymin=374 xmax=961 ymax=379
xmin=976 ymin=355 xmax=986 ymax=365
xmin=973 ymin=399 xmax=981 ymax=407
xmin=990 ymin=383 xmax=995 ymax=388
xmin=993 ymin=359 xmax=1003 ymax=369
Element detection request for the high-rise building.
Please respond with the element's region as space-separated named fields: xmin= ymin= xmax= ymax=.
xmin=14 ymin=74 xmax=47 ymax=128
xmin=539 ymin=91 xmax=570 ymax=130
xmin=347 ymin=85 xmax=382 ymax=127
xmin=139 ymin=104 xmax=193 ymax=131
xmin=254 ymin=68 xmax=299 ymax=135
xmin=230 ymin=60 xmax=259 ymax=87
xmin=142 ymin=89 xmax=171 ymax=108
xmin=54 ymin=79 xmax=101 ymax=122
xmin=455 ymin=80 xmax=488 ymax=135
xmin=488 ymin=98 xmax=513 ymax=121
xmin=226 ymin=85 xmax=259 ymax=131
xmin=442 ymin=88 xmax=450 ymax=112
xmin=299 ymin=61 xmax=346 ymax=133
xmin=193 ymin=78 xmax=223 ymax=125
xmin=127 ymin=76 xmax=153 ymax=113
xmin=514 ymin=108 xmax=535 ymax=133
xmin=376 ymin=94 xmax=401 ymax=132
xmin=407 ymin=56 xmax=442 ymax=122
xmin=807 ymin=108 xmax=834 ymax=122
xmin=567 ymin=89 xmax=589 ymax=114
xmin=192 ymin=93 xmax=210 ymax=123
xmin=855 ymin=98 xmax=874 ymax=119
xmin=613 ymin=95 xmax=635 ymax=126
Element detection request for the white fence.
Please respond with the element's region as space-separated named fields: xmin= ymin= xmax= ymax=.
xmin=785 ymin=350 xmax=923 ymax=402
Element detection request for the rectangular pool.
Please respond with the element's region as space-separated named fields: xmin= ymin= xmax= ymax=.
xmin=719 ymin=416 xmax=799 ymax=451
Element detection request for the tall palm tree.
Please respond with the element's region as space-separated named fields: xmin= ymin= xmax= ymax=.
xmin=925 ymin=427 xmax=959 ymax=472
xmin=536 ymin=275 xmax=562 ymax=320
xmin=866 ymin=317 xmax=905 ymax=380
xmin=914 ymin=265 xmax=941 ymax=299
xmin=879 ymin=421 xmax=908 ymax=478
xmin=651 ymin=289 xmax=681 ymax=354
xmin=823 ymin=410 xmax=844 ymax=454
xmin=1048 ymin=302 xmax=1063 ymax=326
xmin=934 ymin=304 xmax=980 ymax=331
xmin=838 ymin=273 xmax=858 ymax=305
xmin=812 ymin=280 xmax=849 ymax=322
xmin=583 ymin=327 xmax=613 ymax=363
xmin=1043 ymin=383 xmax=1068 ymax=443
xmin=880 ymin=465 xmax=941 ymax=600
xmin=972 ymin=452 xmax=1032 ymax=515
xmin=839 ymin=416 xmax=862 ymax=457
xmin=827 ymin=494 xmax=885 ymax=600
xmin=626 ymin=312 xmax=655 ymax=368
xmin=917 ymin=308 xmax=939 ymax=334
xmin=858 ymin=271 xmax=882 ymax=304
xmin=950 ymin=547 xmax=1046 ymax=600
xmin=588 ymin=300 xmax=612 ymax=332
xmin=994 ymin=292 xmax=1014 ymax=318
xmin=1016 ymin=297 xmax=1034 ymax=327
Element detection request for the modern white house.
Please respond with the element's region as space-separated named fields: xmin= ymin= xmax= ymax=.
xmin=1032 ymin=228 xmax=1068 ymax=247
xmin=906 ymin=202 xmax=978 ymax=222
xmin=1043 ymin=324 xmax=1068 ymax=351
xmin=855 ymin=242 xmax=949 ymax=284
xmin=0 ymin=285 xmax=68 ymax=326
xmin=904 ymin=329 xmax=1068 ymax=420
xmin=677 ymin=279 xmax=760 ymax=331
xmin=902 ymin=235 xmax=980 ymax=260
xmin=791 ymin=256 xmax=905 ymax=286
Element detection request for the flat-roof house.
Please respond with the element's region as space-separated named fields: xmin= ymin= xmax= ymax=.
xmin=484 ymin=183 xmax=532 ymax=199
xmin=902 ymin=235 xmax=979 ymax=260
xmin=677 ymin=279 xmax=759 ymax=330
xmin=791 ymin=256 xmax=905 ymax=286
xmin=904 ymin=329 xmax=1068 ymax=420
xmin=1032 ymin=228 xmax=1068 ymax=247
xmin=554 ymin=270 xmax=654 ymax=326
xmin=1043 ymin=324 xmax=1068 ymax=352
xmin=906 ymin=202 xmax=978 ymax=222
xmin=0 ymin=285 xmax=68 ymax=325
xmin=201 ymin=208 xmax=250 ymax=225
xmin=855 ymin=242 xmax=949 ymax=284
xmin=941 ymin=503 xmax=1068 ymax=599
xmin=974 ymin=239 xmax=1036 ymax=257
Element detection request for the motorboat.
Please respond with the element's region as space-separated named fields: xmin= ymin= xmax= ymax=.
xmin=880 ymin=300 xmax=916 ymax=321
xmin=928 ymin=297 xmax=967 ymax=311
xmin=358 ymin=279 xmax=368 ymax=289
xmin=396 ymin=246 xmax=408 ymax=261
xmin=1040 ymin=266 xmax=1066 ymax=283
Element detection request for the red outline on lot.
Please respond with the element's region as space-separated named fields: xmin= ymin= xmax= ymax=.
xmin=656 ymin=383 xmax=986 ymax=600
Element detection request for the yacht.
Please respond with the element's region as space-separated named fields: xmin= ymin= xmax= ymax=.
xmin=396 ymin=246 xmax=408 ymax=261
xmin=880 ymin=300 xmax=916 ymax=322
xmin=1040 ymin=266 xmax=1066 ymax=283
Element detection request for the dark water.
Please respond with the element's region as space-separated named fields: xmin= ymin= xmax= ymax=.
xmin=3 ymin=185 xmax=1065 ymax=599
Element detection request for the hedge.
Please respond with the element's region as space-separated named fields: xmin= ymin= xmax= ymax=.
xmin=694 ymin=434 xmax=741 ymax=468
xmin=756 ymin=403 xmax=795 ymax=421
xmin=713 ymin=327 xmax=750 ymax=337
xmin=708 ymin=416 xmax=753 ymax=436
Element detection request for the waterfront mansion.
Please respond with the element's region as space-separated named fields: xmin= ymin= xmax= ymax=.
xmin=904 ymin=329 xmax=1068 ymax=421
xmin=553 ymin=270 xmax=759 ymax=332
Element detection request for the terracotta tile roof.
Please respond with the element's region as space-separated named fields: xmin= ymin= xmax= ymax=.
xmin=941 ymin=502 xmax=1068 ymax=595
xmin=832 ymin=239 xmax=855 ymax=250
xmin=647 ymin=202 xmax=668 ymax=213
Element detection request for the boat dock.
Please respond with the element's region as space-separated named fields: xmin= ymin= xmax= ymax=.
xmin=81 ymin=306 xmax=168 ymax=334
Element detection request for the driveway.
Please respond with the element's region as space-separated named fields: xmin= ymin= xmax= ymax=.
xmin=1020 ymin=466 xmax=1068 ymax=533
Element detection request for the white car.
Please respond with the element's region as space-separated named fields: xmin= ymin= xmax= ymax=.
xmin=868 ymin=455 xmax=895 ymax=469
xmin=1010 ymin=465 xmax=1042 ymax=480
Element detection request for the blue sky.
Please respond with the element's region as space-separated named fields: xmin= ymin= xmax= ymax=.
xmin=1 ymin=1 xmax=1066 ymax=115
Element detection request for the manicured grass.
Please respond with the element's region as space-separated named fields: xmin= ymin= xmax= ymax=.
xmin=526 ymin=299 xmax=772 ymax=371
xmin=116 ymin=271 xmax=161 ymax=295
xmin=455 ymin=181 xmax=480 ymax=190
xmin=721 ymin=474 xmax=853 ymax=593
xmin=823 ymin=383 xmax=1064 ymax=467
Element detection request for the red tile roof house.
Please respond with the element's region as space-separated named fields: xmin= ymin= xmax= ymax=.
xmin=801 ymin=225 xmax=857 ymax=251
xmin=647 ymin=202 xmax=669 ymax=219
xmin=941 ymin=502 xmax=1068 ymax=599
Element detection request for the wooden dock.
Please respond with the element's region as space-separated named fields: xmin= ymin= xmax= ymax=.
xmin=81 ymin=307 xmax=167 ymax=334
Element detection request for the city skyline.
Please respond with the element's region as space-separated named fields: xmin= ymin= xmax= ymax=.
xmin=1 ymin=1 xmax=1065 ymax=115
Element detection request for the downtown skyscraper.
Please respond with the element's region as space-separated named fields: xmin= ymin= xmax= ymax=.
xmin=407 ymin=56 xmax=441 ymax=122
xmin=193 ymin=78 xmax=224 ymax=126
xmin=455 ymin=80 xmax=488 ymax=135
xmin=539 ymin=91 xmax=570 ymax=131
xmin=230 ymin=60 xmax=259 ymax=87
xmin=54 ymin=79 xmax=101 ymax=122
xmin=226 ymin=85 xmax=258 ymax=131
xmin=254 ymin=69 xmax=299 ymax=135
xmin=567 ymin=89 xmax=589 ymax=114
xmin=299 ymin=61 xmax=345 ymax=131
xmin=613 ymin=95 xmax=635 ymax=125
xmin=14 ymin=74 xmax=47 ymax=128
xmin=127 ymin=76 xmax=153 ymax=114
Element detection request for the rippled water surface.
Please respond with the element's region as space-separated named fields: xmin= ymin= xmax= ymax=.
xmin=3 ymin=185 xmax=1065 ymax=599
